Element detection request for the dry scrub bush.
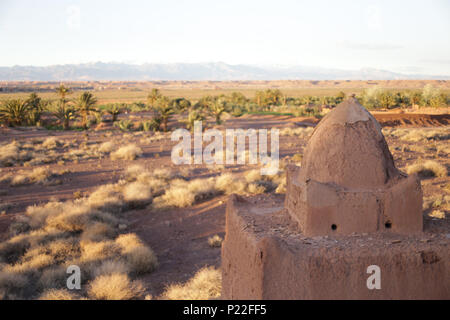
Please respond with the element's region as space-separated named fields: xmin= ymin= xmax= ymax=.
xmin=406 ymin=160 xmax=447 ymax=178
xmin=79 ymin=240 xmax=121 ymax=264
xmin=38 ymin=266 xmax=67 ymax=290
xmin=110 ymin=144 xmax=143 ymax=160
xmin=215 ymin=173 xmax=246 ymax=195
xmin=98 ymin=141 xmax=115 ymax=154
xmin=423 ymin=195 xmax=450 ymax=213
xmin=0 ymin=271 xmax=28 ymax=298
xmin=122 ymin=182 xmax=153 ymax=208
xmin=115 ymin=233 xmax=158 ymax=275
xmin=0 ymin=142 xmax=21 ymax=166
xmin=42 ymin=137 xmax=61 ymax=150
xmin=208 ymin=235 xmax=223 ymax=248
xmin=88 ymin=273 xmax=145 ymax=300
xmin=0 ymin=172 xmax=158 ymax=299
xmin=93 ymin=260 xmax=130 ymax=278
xmin=39 ymin=289 xmax=80 ymax=300
xmin=429 ymin=210 xmax=445 ymax=219
xmin=387 ymin=128 xmax=450 ymax=143
xmin=279 ymin=127 xmax=314 ymax=138
xmin=291 ymin=153 xmax=303 ymax=164
xmin=152 ymin=177 xmax=217 ymax=209
xmin=162 ymin=266 xmax=221 ymax=300
xmin=0 ymin=141 xmax=32 ymax=166
xmin=5 ymin=167 xmax=60 ymax=186
xmin=87 ymin=184 xmax=124 ymax=214
xmin=0 ymin=137 xmax=100 ymax=167
xmin=81 ymin=222 xmax=117 ymax=242
xmin=275 ymin=179 xmax=287 ymax=193
xmin=436 ymin=143 xmax=450 ymax=155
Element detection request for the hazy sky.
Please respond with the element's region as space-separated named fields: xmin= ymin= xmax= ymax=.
xmin=1 ymin=0 xmax=449 ymax=75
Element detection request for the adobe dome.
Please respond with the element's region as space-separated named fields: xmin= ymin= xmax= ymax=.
xmin=300 ymin=98 xmax=400 ymax=189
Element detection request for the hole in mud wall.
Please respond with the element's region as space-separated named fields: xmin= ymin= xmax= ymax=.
xmin=331 ymin=224 xmax=337 ymax=231
xmin=385 ymin=221 xmax=392 ymax=229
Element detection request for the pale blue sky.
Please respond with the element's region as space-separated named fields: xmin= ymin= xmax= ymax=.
xmin=1 ymin=0 xmax=449 ymax=75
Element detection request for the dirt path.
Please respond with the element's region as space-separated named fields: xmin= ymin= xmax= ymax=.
xmin=127 ymin=197 xmax=227 ymax=297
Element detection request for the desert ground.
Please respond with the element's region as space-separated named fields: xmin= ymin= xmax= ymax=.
xmin=0 ymin=81 xmax=449 ymax=300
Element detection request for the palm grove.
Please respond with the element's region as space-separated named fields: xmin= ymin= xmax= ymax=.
xmin=0 ymin=85 xmax=448 ymax=131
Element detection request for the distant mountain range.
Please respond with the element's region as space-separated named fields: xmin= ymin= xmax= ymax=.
xmin=0 ymin=62 xmax=448 ymax=81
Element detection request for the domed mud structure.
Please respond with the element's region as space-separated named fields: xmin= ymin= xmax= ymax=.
xmin=302 ymin=97 xmax=398 ymax=189
xmin=285 ymin=97 xmax=422 ymax=236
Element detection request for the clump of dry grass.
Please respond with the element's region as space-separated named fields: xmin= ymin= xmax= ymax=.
xmin=208 ymin=235 xmax=223 ymax=248
xmin=0 ymin=141 xmax=32 ymax=166
xmin=406 ymin=160 xmax=447 ymax=178
xmin=423 ymin=195 xmax=450 ymax=214
xmin=93 ymin=260 xmax=130 ymax=278
xmin=5 ymin=167 xmax=62 ymax=186
xmin=0 ymin=170 xmax=158 ymax=299
xmin=42 ymin=137 xmax=61 ymax=150
xmin=77 ymin=241 xmax=122 ymax=278
xmin=215 ymin=173 xmax=246 ymax=195
xmin=110 ymin=144 xmax=143 ymax=160
xmin=81 ymin=222 xmax=117 ymax=242
xmin=0 ymin=271 xmax=29 ymax=299
xmin=436 ymin=143 xmax=450 ymax=155
xmin=122 ymin=182 xmax=152 ymax=208
xmin=87 ymin=184 xmax=124 ymax=214
xmin=98 ymin=141 xmax=115 ymax=154
xmin=88 ymin=273 xmax=145 ymax=300
xmin=389 ymin=128 xmax=450 ymax=143
xmin=162 ymin=266 xmax=221 ymax=300
xmin=115 ymin=233 xmax=158 ymax=275
xmin=38 ymin=266 xmax=67 ymax=290
xmin=279 ymin=126 xmax=314 ymax=138
xmin=291 ymin=153 xmax=303 ymax=164
xmin=429 ymin=210 xmax=445 ymax=219
xmin=0 ymin=142 xmax=21 ymax=166
xmin=152 ymin=177 xmax=217 ymax=209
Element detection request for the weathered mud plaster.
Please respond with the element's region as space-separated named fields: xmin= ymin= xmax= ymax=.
xmin=285 ymin=98 xmax=422 ymax=236
xmin=221 ymin=194 xmax=449 ymax=299
xmin=221 ymin=98 xmax=448 ymax=299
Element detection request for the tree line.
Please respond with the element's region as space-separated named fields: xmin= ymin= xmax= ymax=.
xmin=0 ymin=85 xmax=448 ymax=131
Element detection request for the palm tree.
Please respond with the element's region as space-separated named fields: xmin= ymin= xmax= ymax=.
xmin=153 ymin=96 xmax=174 ymax=132
xmin=0 ymin=99 xmax=32 ymax=126
xmin=170 ymin=98 xmax=191 ymax=114
xmin=255 ymin=91 xmax=264 ymax=107
xmin=104 ymin=103 xmax=123 ymax=122
xmin=76 ymin=91 xmax=97 ymax=129
xmin=209 ymin=98 xmax=228 ymax=125
xmin=230 ymin=92 xmax=247 ymax=105
xmin=180 ymin=110 xmax=205 ymax=131
xmin=26 ymin=92 xmax=45 ymax=125
xmin=55 ymin=84 xmax=71 ymax=105
xmin=54 ymin=84 xmax=74 ymax=129
xmin=147 ymin=88 xmax=162 ymax=108
xmin=51 ymin=101 xmax=77 ymax=130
